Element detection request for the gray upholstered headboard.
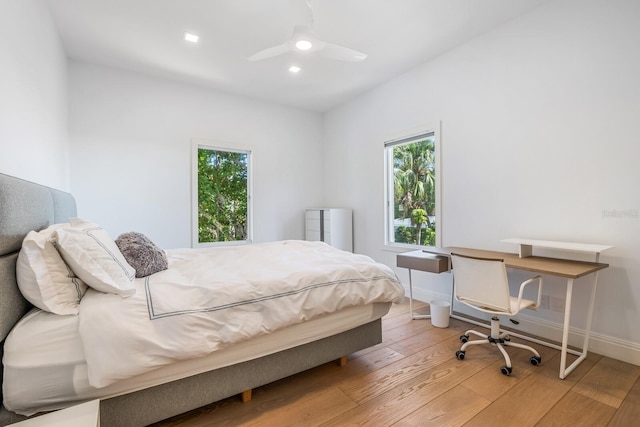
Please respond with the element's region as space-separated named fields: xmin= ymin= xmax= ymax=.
xmin=0 ymin=173 xmax=77 ymax=366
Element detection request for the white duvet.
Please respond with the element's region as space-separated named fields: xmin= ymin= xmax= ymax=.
xmin=79 ymin=240 xmax=404 ymax=388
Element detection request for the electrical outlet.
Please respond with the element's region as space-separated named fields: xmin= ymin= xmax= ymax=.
xmin=540 ymin=294 xmax=550 ymax=309
xmin=550 ymin=296 xmax=565 ymax=312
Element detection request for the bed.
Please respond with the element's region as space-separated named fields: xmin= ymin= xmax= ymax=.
xmin=0 ymin=173 xmax=404 ymax=426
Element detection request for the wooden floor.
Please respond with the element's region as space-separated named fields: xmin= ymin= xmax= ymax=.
xmin=153 ymin=300 xmax=640 ymax=426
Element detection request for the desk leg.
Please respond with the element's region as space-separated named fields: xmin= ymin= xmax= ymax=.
xmin=559 ymin=272 xmax=599 ymax=379
xmin=408 ymin=268 xmax=431 ymax=320
xmin=559 ymin=278 xmax=574 ymax=379
xmin=560 ymin=251 xmax=602 ymax=379
xmin=581 ymin=270 xmax=599 ymax=358
xmin=409 ymin=268 xmax=414 ymax=318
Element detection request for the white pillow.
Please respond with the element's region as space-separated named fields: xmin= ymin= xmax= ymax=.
xmin=54 ymin=218 xmax=136 ymax=296
xmin=17 ymin=224 xmax=88 ymax=315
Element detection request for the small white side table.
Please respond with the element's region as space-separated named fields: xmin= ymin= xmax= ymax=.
xmin=8 ymin=400 xmax=99 ymax=427
xmin=396 ymin=249 xmax=450 ymax=319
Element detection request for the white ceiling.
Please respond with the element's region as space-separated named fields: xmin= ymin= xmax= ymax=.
xmin=45 ymin=0 xmax=550 ymax=112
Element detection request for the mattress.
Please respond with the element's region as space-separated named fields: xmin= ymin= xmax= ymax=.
xmin=78 ymin=242 xmax=404 ymax=388
xmin=3 ymin=302 xmax=391 ymax=416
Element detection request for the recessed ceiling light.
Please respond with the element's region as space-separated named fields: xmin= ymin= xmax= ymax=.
xmin=184 ymin=32 xmax=199 ymax=43
xmin=289 ymin=65 xmax=301 ymax=73
xmin=295 ymin=40 xmax=312 ymax=51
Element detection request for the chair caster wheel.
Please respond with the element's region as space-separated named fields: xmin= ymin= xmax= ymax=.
xmin=456 ymin=350 xmax=465 ymax=360
xmin=500 ymin=366 xmax=512 ymax=376
xmin=460 ymin=335 xmax=469 ymax=343
xmin=530 ymin=356 xmax=542 ymax=366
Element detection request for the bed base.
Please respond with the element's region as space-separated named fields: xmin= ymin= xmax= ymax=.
xmin=99 ymin=319 xmax=381 ymax=426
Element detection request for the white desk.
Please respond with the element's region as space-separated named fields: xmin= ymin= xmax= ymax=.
xmin=397 ymin=241 xmax=611 ymax=379
xmin=8 ymin=400 xmax=99 ymax=427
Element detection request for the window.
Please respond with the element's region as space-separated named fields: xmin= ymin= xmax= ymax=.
xmin=384 ymin=125 xmax=441 ymax=248
xmin=192 ymin=142 xmax=252 ymax=246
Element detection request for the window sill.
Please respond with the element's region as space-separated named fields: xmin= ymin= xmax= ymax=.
xmin=382 ymin=243 xmax=438 ymax=254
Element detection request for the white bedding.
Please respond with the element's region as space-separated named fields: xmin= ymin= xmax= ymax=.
xmin=3 ymin=303 xmax=391 ymax=416
xmin=79 ymin=241 xmax=404 ymax=388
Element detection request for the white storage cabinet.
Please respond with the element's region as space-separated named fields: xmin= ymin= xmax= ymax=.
xmin=305 ymin=208 xmax=353 ymax=252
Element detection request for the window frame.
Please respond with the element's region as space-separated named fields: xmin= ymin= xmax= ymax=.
xmin=383 ymin=123 xmax=442 ymax=250
xmin=191 ymin=140 xmax=253 ymax=247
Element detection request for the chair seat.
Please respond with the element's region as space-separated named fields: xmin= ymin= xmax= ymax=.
xmin=510 ymin=296 xmax=536 ymax=313
xmin=477 ymin=297 xmax=536 ymax=315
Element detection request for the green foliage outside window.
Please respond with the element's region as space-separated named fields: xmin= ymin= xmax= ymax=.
xmin=393 ymin=138 xmax=436 ymax=246
xmin=197 ymin=147 xmax=248 ymax=243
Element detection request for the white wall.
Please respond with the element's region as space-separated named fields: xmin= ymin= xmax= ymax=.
xmin=69 ymin=62 xmax=324 ymax=249
xmin=324 ymin=0 xmax=640 ymax=362
xmin=0 ymin=0 xmax=69 ymax=189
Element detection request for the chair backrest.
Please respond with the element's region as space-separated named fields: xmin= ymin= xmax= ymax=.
xmin=451 ymin=253 xmax=512 ymax=313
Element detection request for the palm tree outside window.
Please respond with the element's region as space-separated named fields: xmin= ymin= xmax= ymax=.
xmin=384 ymin=126 xmax=440 ymax=248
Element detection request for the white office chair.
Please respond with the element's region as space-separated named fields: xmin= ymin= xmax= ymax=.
xmin=451 ymin=252 xmax=543 ymax=376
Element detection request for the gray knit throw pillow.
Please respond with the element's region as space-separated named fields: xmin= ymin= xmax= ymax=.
xmin=115 ymin=232 xmax=168 ymax=278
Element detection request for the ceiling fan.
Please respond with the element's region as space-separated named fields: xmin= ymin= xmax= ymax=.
xmin=247 ymin=1 xmax=367 ymax=62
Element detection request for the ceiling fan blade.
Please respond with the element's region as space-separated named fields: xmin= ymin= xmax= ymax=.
xmin=247 ymin=23 xmax=368 ymax=63
xmin=247 ymin=41 xmax=292 ymax=61
xmin=319 ymin=42 xmax=368 ymax=62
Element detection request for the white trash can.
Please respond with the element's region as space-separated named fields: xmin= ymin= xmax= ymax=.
xmin=430 ymin=299 xmax=451 ymax=328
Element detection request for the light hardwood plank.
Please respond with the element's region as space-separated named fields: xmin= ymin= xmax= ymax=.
xmin=319 ymin=357 xmax=490 ymax=427
xmin=572 ymin=356 xmax=640 ymax=408
xmin=392 ymin=384 xmax=491 ymax=427
xmin=349 ymin=345 xmax=407 ymax=372
xmin=462 ymin=346 xmax=598 ymax=427
xmin=338 ymin=336 xmax=471 ymax=405
xmin=458 ymin=338 xmax=560 ymax=401
xmin=536 ymin=390 xmax=616 ymax=426
xmin=608 ymin=377 xmax=640 ymax=426
xmin=241 ymin=386 xmax=357 ymax=427
xmin=388 ymin=320 xmax=465 ymax=358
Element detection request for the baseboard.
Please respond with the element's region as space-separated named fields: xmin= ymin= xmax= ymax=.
xmin=406 ymin=285 xmax=640 ymax=367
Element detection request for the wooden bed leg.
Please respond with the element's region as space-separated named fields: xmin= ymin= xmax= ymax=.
xmin=241 ymin=389 xmax=252 ymax=403
xmin=337 ymin=356 xmax=348 ymax=367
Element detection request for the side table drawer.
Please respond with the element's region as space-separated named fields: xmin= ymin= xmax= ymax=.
xmin=397 ymin=251 xmax=449 ymax=273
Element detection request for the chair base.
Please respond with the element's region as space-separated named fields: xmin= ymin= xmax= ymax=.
xmin=455 ymin=316 xmax=541 ymax=376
